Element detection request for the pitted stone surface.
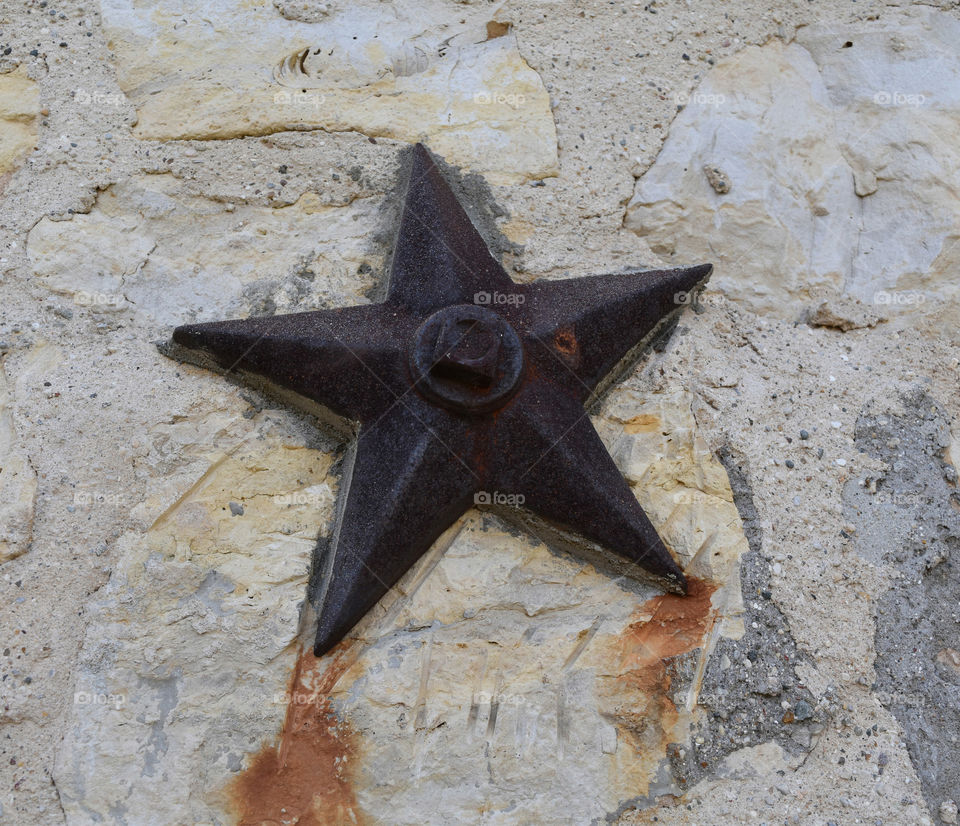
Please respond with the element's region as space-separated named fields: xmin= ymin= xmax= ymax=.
xmin=844 ymin=392 xmax=960 ymax=821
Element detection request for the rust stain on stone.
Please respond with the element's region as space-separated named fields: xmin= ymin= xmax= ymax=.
xmin=617 ymin=576 xmax=717 ymax=695
xmin=596 ymin=576 xmax=719 ymax=795
xmin=227 ymin=646 xmax=362 ymax=826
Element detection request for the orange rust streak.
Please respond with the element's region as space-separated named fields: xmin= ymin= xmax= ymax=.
xmin=595 ymin=577 xmax=720 ymax=796
xmin=617 ymin=577 xmax=717 ymax=694
xmin=228 ymin=645 xmax=361 ymax=826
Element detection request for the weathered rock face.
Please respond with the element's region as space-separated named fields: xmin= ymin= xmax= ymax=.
xmin=54 ymin=405 xmax=338 ymax=824
xmin=54 ymin=382 xmax=751 ymax=824
xmin=99 ymin=0 xmax=557 ymax=184
xmin=625 ymin=9 xmax=960 ymax=333
xmin=27 ymin=175 xmax=382 ymax=326
xmin=0 ymin=66 xmax=38 ymax=186
xmin=0 ymin=358 xmax=37 ymax=562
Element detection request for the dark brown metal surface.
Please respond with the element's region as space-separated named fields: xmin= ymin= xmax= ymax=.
xmin=170 ymin=144 xmax=712 ymax=656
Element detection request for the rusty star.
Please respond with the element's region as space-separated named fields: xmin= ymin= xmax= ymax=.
xmin=170 ymin=144 xmax=712 ymax=655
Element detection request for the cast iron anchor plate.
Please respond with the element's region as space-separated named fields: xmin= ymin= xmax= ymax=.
xmin=170 ymin=144 xmax=712 ymax=655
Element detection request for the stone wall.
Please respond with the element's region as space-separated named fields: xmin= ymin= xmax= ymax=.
xmin=1 ymin=0 xmax=958 ymax=824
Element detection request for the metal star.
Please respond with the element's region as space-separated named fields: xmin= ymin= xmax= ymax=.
xmin=170 ymin=144 xmax=712 ymax=655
